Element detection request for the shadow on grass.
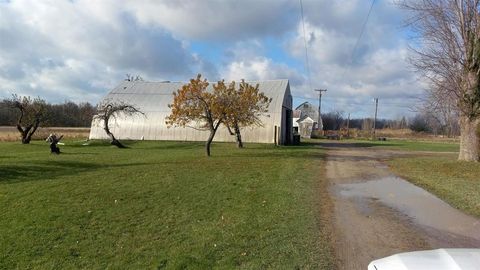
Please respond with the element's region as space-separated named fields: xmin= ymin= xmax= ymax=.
xmin=0 ymin=160 xmax=151 ymax=184
xmin=148 ymin=141 xmax=205 ymax=150
xmin=232 ymin=151 xmax=326 ymax=160
xmin=68 ymin=140 xmax=142 ymax=148
xmin=224 ymin=144 xmax=327 ymax=160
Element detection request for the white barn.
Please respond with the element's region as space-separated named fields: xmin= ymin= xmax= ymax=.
xmin=89 ymin=79 xmax=293 ymax=145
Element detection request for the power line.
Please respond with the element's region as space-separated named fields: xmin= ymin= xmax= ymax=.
xmin=299 ymin=0 xmax=312 ymax=91
xmin=349 ymin=0 xmax=376 ymax=66
xmin=338 ymin=0 xmax=376 ymax=84
xmin=291 ymin=95 xmax=418 ymax=107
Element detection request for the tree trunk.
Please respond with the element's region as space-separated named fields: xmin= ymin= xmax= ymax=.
xmin=103 ymin=118 xmax=125 ymax=148
xmin=205 ymin=129 xmax=216 ymax=157
xmin=17 ymin=124 xmax=29 ymax=144
xmin=234 ymin=123 xmax=243 ymax=148
xmin=25 ymin=120 xmax=40 ymax=144
xmin=458 ymin=116 xmax=480 ymax=161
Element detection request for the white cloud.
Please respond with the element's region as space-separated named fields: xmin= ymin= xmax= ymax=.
xmin=0 ymin=0 xmax=213 ymax=103
xmin=0 ymin=0 xmax=424 ymax=118
xmin=284 ymin=1 xmax=423 ymax=118
xmin=125 ymin=0 xmax=296 ymax=41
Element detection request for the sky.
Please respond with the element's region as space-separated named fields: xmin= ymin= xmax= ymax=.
xmin=0 ymin=0 xmax=426 ymax=119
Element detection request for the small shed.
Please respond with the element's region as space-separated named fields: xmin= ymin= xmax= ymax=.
xmin=297 ymin=116 xmax=315 ymax=138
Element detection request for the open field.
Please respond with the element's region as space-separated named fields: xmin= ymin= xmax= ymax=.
xmin=0 ymin=126 xmax=90 ymax=142
xmin=388 ymin=155 xmax=480 ymax=218
xmin=0 ymin=140 xmax=333 ymax=269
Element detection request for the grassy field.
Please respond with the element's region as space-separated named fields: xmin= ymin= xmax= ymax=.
xmin=388 ymin=154 xmax=480 ymax=218
xmin=0 ymin=126 xmax=90 ymax=142
xmin=0 ymin=140 xmax=333 ymax=269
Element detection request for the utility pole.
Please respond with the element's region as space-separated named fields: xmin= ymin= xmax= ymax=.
xmin=372 ymin=98 xmax=378 ymax=139
xmin=346 ymin=113 xmax=350 ymax=138
xmin=314 ymin=89 xmax=327 ymax=130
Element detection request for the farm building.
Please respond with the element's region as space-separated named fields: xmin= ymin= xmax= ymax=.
xmin=294 ymin=102 xmax=322 ymax=137
xmin=89 ymin=79 xmax=293 ymax=145
xmin=297 ymin=116 xmax=315 ymax=138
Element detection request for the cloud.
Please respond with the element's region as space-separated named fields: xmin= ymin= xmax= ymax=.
xmin=0 ymin=0 xmax=212 ymax=103
xmin=125 ymin=0 xmax=296 ymax=41
xmin=0 ymin=0 xmax=424 ymax=118
xmin=221 ymin=41 xmax=305 ymax=88
xmin=284 ymin=0 xmax=423 ymax=118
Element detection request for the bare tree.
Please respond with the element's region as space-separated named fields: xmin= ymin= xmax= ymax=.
xmin=94 ymin=100 xmax=144 ymax=148
xmin=323 ymin=111 xmax=345 ymax=130
xmin=5 ymin=94 xmax=48 ymax=144
xmin=125 ymin=74 xmax=143 ymax=82
xmin=400 ymin=0 xmax=480 ymax=161
xmin=422 ymin=82 xmax=460 ymax=137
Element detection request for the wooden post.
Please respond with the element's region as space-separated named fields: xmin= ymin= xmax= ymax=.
xmin=274 ymin=125 xmax=277 ymax=145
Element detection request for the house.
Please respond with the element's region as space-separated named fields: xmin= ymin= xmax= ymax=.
xmin=294 ymin=102 xmax=323 ymax=137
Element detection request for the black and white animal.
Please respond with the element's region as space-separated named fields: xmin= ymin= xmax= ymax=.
xmin=46 ymin=133 xmax=63 ymax=154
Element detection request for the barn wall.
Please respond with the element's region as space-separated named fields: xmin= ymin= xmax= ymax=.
xmin=90 ymin=80 xmax=291 ymax=144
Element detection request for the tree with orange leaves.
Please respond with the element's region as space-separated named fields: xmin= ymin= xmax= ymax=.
xmin=166 ymin=74 xmax=233 ymax=156
xmin=224 ymin=80 xmax=271 ymax=148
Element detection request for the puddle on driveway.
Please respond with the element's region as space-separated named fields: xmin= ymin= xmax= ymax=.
xmin=337 ymin=176 xmax=480 ymax=241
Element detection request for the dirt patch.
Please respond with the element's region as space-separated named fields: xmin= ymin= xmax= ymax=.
xmin=323 ymin=143 xmax=480 ymax=270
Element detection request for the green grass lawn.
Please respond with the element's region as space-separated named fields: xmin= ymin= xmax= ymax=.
xmin=388 ymin=154 xmax=480 ymax=218
xmin=0 ymin=140 xmax=332 ymax=269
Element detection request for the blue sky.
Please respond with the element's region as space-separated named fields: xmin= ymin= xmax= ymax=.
xmin=0 ymin=0 xmax=425 ymax=119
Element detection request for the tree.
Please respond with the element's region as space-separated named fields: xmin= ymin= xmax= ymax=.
xmin=125 ymin=74 xmax=143 ymax=81
xmin=166 ymin=74 xmax=230 ymax=156
xmin=409 ymin=113 xmax=431 ymax=132
xmin=421 ymin=85 xmax=460 ymax=137
xmin=94 ymin=100 xmax=144 ymax=148
xmin=5 ymin=95 xmax=48 ymax=144
xmin=400 ymin=0 xmax=480 ymax=161
xmin=224 ymin=80 xmax=271 ymax=148
xmin=323 ymin=111 xmax=345 ymax=130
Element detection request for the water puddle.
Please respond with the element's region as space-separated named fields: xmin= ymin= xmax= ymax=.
xmin=337 ymin=176 xmax=480 ymax=241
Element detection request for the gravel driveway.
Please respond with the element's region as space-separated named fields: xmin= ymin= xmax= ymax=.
xmin=322 ymin=142 xmax=480 ymax=269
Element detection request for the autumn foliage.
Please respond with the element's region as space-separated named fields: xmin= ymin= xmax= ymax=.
xmin=224 ymin=80 xmax=271 ymax=148
xmin=166 ymin=74 xmax=271 ymax=156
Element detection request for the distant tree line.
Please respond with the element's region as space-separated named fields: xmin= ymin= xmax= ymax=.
xmin=0 ymin=98 xmax=96 ymax=127
xmin=321 ymin=110 xmax=460 ymax=137
xmin=321 ymin=111 xmax=408 ymax=131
